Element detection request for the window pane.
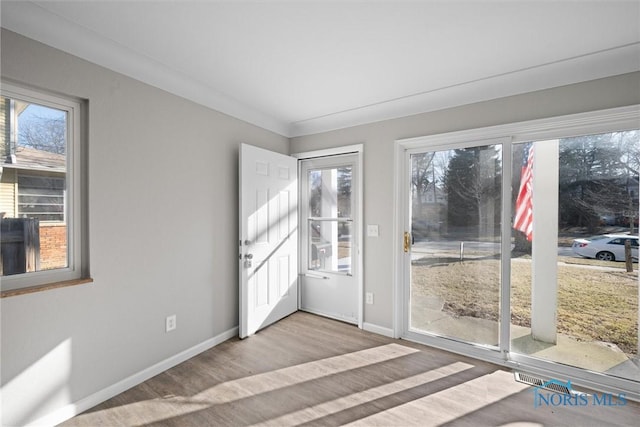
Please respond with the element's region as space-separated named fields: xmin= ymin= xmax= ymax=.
xmin=510 ymin=131 xmax=639 ymax=383
xmin=1 ymin=96 xmax=68 ymax=275
xmin=410 ymin=145 xmax=502 ymax=347
xmin=18 ymin=175 xmax=65 ymax=222
xmin=308 ymin=166 xmax=352 ymax=218
xmin=308 ymin=220 xmax=352 ymax=274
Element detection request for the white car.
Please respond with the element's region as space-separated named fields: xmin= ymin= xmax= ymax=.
xmin=572 ymin=234 xmax=639 ymax=262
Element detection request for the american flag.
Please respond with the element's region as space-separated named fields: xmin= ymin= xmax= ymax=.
xmin=514 ymin=143 xmax=534 ymax=241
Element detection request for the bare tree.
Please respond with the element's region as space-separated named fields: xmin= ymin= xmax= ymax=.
xmin=19 ymin=115 xmax=66 ymax=154
xmin=558 ymin=132 xmax=638 ymax=233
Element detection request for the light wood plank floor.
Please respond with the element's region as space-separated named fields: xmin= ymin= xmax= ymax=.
xmin=62 ymin=312 xmax=639 ymax=426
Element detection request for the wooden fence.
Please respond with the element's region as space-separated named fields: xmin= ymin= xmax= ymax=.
xmin=1 ymin=218 xmax=40 ymax=276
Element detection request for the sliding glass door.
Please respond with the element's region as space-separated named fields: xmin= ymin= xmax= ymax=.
xmin=400 ymin=109 xmax=639 ymax=396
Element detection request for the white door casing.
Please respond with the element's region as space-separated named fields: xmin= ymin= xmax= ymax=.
xmin=239 ymin=144 xmax=298 ymax=338
xmin=297 ymin=150 xmax=362 ymax=326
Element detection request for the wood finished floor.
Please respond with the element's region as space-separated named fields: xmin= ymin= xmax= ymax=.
xmin=61 ymin=312 xmax=639 ymax=426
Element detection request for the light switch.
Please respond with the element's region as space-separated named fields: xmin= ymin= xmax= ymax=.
xmin=367 ymin=224 xmax=379 ymax=237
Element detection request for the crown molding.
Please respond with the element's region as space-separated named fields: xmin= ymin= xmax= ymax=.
xmin=289 ymin=43 xmax=640 ymax=137
xmin=1 ymin=1 xmax=291 ymax=136
xmin=3 ymin=1 xmax=639 ymax=139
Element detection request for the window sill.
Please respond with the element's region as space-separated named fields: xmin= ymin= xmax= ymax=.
xmin=1 ymin=277 xmax=94 ymax=298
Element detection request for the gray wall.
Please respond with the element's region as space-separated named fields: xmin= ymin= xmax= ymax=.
xmin=0 ymin=29 xmax=288 ymax=426
xmin=290 ymin=71 xmax=640 ymax=330
xmin=2 ymin=27 xmax=639 ymax=426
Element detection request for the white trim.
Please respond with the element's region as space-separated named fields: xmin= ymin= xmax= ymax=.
xmin=499 ymin=140 xmax=513 ymax=359
xmin=292 ymin=144 xmax=363 ymax=160
xmin=398 ymin=105 xmax=640 ymax=149
xmin=362 ymin=322 xmax=395 ymax=338
xmin=26 ymin=326 xmax=238 ymax=427
xmin=293 ymin=144 xmax=364 ymax=329
xmin=392 ymin=141 xmax=407 ymax=339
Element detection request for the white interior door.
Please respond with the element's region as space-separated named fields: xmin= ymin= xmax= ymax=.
xmin=299 ymin=153 xmax=360 ymax=324
xmin=239 ymin=144 xmax=298 ymax=338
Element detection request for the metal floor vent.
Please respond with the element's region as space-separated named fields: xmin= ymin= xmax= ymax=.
xmin=514 ymin=372 xmax=572 ymax=395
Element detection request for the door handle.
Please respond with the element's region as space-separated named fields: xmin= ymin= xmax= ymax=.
xmin=244 ymin=253 xmax=253 ymax=268
xmin=404 ymin=232 xmax=411 ymax=253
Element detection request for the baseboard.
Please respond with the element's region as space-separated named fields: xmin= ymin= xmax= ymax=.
xmin=27 ymin=326 xmax=238 ymax=427
xmin=363 ymin=322 xmax=394 ymax=338
xmin=299 ymin=308 xmax=358 ymax=325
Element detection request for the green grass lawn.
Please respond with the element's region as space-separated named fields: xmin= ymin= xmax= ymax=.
xmin=411 ymin=256 xmax=638 ymax=355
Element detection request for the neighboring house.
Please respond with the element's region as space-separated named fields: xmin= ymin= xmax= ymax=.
xmin=412 ymin=182 xmax=447 ymax=238
xmin=413 ymin=181 xmax=446 ymax=205
xmin=1 ymin=99 xmax=67 ymax=272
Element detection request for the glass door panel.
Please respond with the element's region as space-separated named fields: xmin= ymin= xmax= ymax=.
xmin=308 ymin=220 xmax=352 ymax=273
xmin=307 ymin=166 xmax=353 ymax=275
xmin=410 ymin=144 xmax=502 ymax=347
xmin=510 ymin=131 xmax=639 ymax=383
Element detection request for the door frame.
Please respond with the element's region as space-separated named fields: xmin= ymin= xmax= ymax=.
xmin=392 ymin=105 xmax=640 ymax=400
xmin=293 ymin=144 xmax=364 ymax=329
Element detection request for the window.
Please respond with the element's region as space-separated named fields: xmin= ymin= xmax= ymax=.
xmin=509 ymin=131 xmax=638 ymax=382
xmin=1 ymin=81 xmax=87 ymax=292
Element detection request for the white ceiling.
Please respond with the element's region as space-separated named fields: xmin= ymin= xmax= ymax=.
xmin=2 ymin=1 xmax=639 ymax=137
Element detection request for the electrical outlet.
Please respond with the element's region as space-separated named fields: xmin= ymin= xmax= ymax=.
xmin=365 ymin=292 xmax=374 ymax=305
xmin=166 ymin=314 xmax=177 ymax=332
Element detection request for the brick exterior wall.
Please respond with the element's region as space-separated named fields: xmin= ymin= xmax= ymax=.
xmin=39 ymin=224 xmax=67 ymax=270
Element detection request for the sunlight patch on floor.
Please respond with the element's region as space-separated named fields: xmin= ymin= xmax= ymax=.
xmin=68 ymin=343 xmax=419 ymax=425
xmin=250 ymin=361 xmax=474 ymax=426
xmin=195 ymin=343 xmax=419 ymax=404
xmin=345 ymin=369 xmax=530 ymax=426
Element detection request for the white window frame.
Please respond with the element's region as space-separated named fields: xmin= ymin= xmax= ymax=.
xmin=1 ymin=81 xmax=87 ymax=291
xmin=394 ymin=105 xmax=640 ymax=400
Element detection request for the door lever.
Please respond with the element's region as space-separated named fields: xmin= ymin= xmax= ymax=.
xmin=244 ymin=253 xmax=253 ymax=268
xmin=404 ymin=232 xmax=411 ymax=253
